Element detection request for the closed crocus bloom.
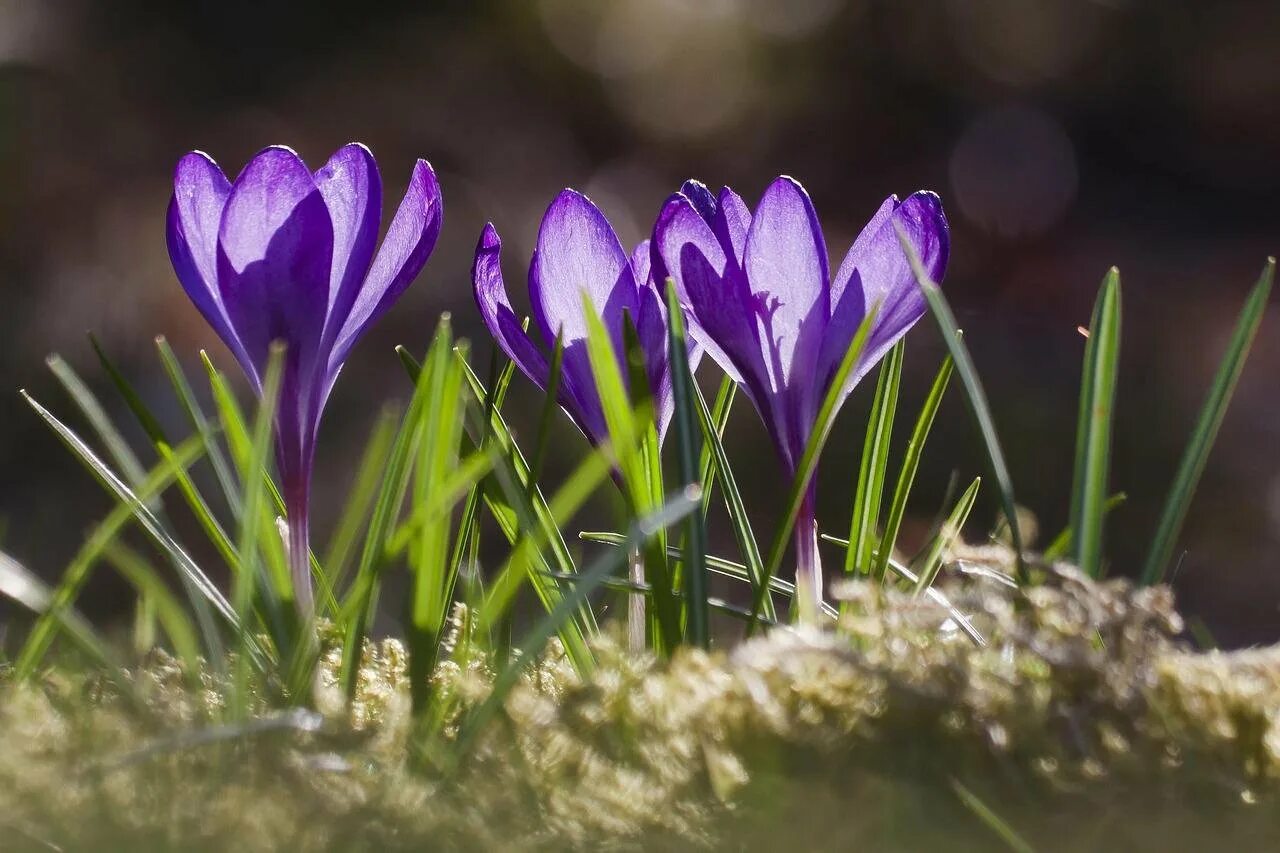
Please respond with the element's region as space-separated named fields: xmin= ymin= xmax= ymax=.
xmin=472 ymin=188 xmax=699 ymax=447
xmin=653 ymin=177 xmax=949 ymax=620
xmin=167 ymin=143 xmax=442 ymax=612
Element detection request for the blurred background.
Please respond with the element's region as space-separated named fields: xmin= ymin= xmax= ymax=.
xmin=2 ymin=0 xmax=1278 ymax=646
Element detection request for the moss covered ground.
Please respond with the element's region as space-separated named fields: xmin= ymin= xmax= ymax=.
xmin=3 ymin=566 xmax=1279 ymax=851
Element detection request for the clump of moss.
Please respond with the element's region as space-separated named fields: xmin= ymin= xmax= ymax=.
xmin=3 ymin=567 xmax=1280 ymax=851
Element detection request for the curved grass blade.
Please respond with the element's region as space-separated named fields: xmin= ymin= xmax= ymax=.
xmin=1141 ymin=258 xmax=1275 ymax=585
xmin=747 ymin=305 xmax=877 ymax=632
xmin=846 ymin=339 xmax=904 ymax=578
xmin=690 ymin=379 xmax=773 ymax=621
xmin=1069 ymin=268 xmax=1122 ymax=578
xmin=230 ymin=344 xmax=283 ymax=717
xmin=895 ymin=221 xmax=1026 ymax=581
xmin=0 ymin=549 xmax=112 ymax=670
xmin=156 ymin=336 xmax=242 ymax=517
xmin=872 ymin=352 xmax=954 ymax=582
xmin=950 ymin=778 xmax=1035 ymax=853
xmin=457 ymin=353 xmax=597 ymax=671
xmin=665 ymin=281 xmax=709 ymax=648
xmin=698 ymin=377 xmax=736 ymax=520
xmin=103 ymin=542 xmax=202 ymax=678
xmin=48 ymin=352 xmax=150 ymax=494
xmin=912 ymin=476 xmax=980 ymax=595
xmin=452 ymin=486 xmax=701 ymax=766
xmin=322 ymin=407 xmax=397 ymax=592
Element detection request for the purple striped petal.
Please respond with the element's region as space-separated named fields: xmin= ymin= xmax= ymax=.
xmin=742 ymin=176 xmax=830 ymax=455
xmin=680 ymin=179 xmax=718 ymax=222
xmin=529 ymin=189 xmax=639 ymax=354
xmin=167 ymin=152 xmax=252 ymax=375
xmin=653 ymin=194 xmax=775 ymax=421
xmin=314 ymin=143 xmax=382 ymax=348
xmin=712 ymin=186 xmax=751 ymax=268
xmin=473 ymin=223 xmax=552 ymax=391
xmin=329 ymin=158 xmax=442 ymax=376
xmin=215 ymin=146 xmax=333 ymax=382
xmin=819 ymin=191 xmax=949 ymax=403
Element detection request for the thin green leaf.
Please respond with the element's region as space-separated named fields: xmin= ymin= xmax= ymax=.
xmin=913 ymin=476 xmax=981 ymax=595
xmin=690 ymin=378 xmax=773 ymax=621
xmin=452 ymin=486 xmax=701 ymax=765
xmin=895 ymin=221 xmax=1026 ymax=581
xmin=1142 ymin=258 xmax=1274 ymax=585
xmin=230 ymin=343 xmax=283 ymax=717
xmin=103 ymin=542 xmax=202 ymax=677
xmin=1069 ymin=268 xmax=1122 ymax=578
xmin=665 ymin=281 xmax=709 ymax=648
xmin=872 ymin=351 xmax=954 ymax=582
xmin=846 ymin=339 xmax=904 ymax=578
xmin=748 ymin=304 xmax=878 ymax=631
xmin=322 ymin=408 xmax=398 ymax=592
xmin=698 ymin=377 xmax=736 ymax=520
xmin=47 ymin=352 xmax=150 ymax=493
xmin=0 ymin=549 xmax=112 ymax=670
xmin=950 ymin=778 xmax=1035 ymax=853
xmin=1043 ymin=493 xmax=1127 ymax=562
xmin=156 ymin=336 xmax=241 ymax=517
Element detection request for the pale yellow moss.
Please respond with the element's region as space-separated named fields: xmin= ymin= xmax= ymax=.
xmin=3 ymin=567 xmax=1280 ymax=850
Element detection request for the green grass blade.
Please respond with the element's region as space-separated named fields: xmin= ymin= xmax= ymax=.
xmin=338 ymin=345 xmax=436 ymax=697
xmin=230 ymin=344 xmax=283 ymax=717
xmin=156 ymin=336 xmax=242 ymax=517
xmin=103 ymin=542 xmax=203 ymax=677
xmin=748 ymin=305 xmax=878 ymax=631
xmin=527 ymin=332 xmax=566 ymax=490
xmin=1142 ymin=258 xmax=1275 ymax=584
xmin=322 ymin=407 xmax=398 ymax=593
xmin=872 ymin=352 xmax=954 ymax=582
xmin=1069 ymin=268 xmax=1122 ymax=578
xmin=690 ymin=379 xmax=773 ymax=621
xmin=47 ymin=352 xmax=151 ymax=493
xmin=950 ymin=778 xmax=1035 ymax=853
xmin=895 ymin=221 xmax=1026 ymax=580
xmin=578 ymin=532 xmax=837 ymax=620
xmin=913 ymin=476 xmax=980 ymax=595
xmin=408 ymin=321 xmax=470 ymax=715
xmin=665 ymin=281 xmax=709 ymax=648
xmin=1043 ymin=492 xmax=1127 ymax=562
xmin=457 ymin=354 xmax=598 ymax=665
xmin=10 ymin=427 xmax=230 ymax=677
xmin=846 ymin=339 xmax=904 ymax=578
xmin=453 ymin=486 xmax=701 ymax=764
xmin=0 ymin=549 xmax=113 ymax=671
xmin=88 ymin=337 xmax=230 ymax=652
xmin=698 ymin=377 xmax=735 ymax=520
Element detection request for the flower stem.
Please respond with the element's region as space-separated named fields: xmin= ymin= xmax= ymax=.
xmin=793 ymin=489 xmax=823 ymax=625
xmin=284 ymin=475 xmax=314 ymax=616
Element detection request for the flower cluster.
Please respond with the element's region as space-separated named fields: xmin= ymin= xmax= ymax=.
xmin=167 ymin=144 xmax=948 ymax=617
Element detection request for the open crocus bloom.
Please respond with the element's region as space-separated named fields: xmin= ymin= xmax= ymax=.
xmin=167 ymin=143 xmax=442 ymax=611
xmin=653 ymin=176 xmax=949 ymax=619
xmin=472 ymin=188 xmax=699 ymax=447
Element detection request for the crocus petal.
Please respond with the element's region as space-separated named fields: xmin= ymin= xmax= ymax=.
xmin=473 ymin=223 xmax=605 ymax=443
xmin=215 ymin=146 xmax=334 ymax=381
xmin=712 ymin=186 xmax=751 ymax=268
xmin=819 ymin=191 xmax=949 ymax=401
xmin=529 ymin=189 xmax=639 ymax=354
xmin=654 ymin=195 xmax=774 ymax=415
xmin=630 ymin=238 xmax=652 ymax=289
xmin=329 ymin=158 xmax=442 ymax=376
xmin=167 ymin=152 xmax=252 ymax=373
xmin=680 ymin=179 xmax=718 ymax=222
xmin=314 ymin=143 xmax=382 ymax=344
xmin=473 ymin=223 xmax=552 ymax=390
xmin=742 ymin=176 xmax=830 ymax=454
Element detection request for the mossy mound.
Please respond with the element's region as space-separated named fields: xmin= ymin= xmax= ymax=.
xmin=3 ymin=567 xmax=1280 ymax=851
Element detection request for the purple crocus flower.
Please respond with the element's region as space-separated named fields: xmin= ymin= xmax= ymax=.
xmin=472 ymin=188 xmax=699 ymax=447
xmin=653 ymin=177 xmax=949 ymax=620
xmin=167 ymin=143 xmax=442 ymax=612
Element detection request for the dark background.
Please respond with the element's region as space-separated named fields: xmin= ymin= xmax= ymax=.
xmin=2 ymin=0 xmax=1278 ymax=646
